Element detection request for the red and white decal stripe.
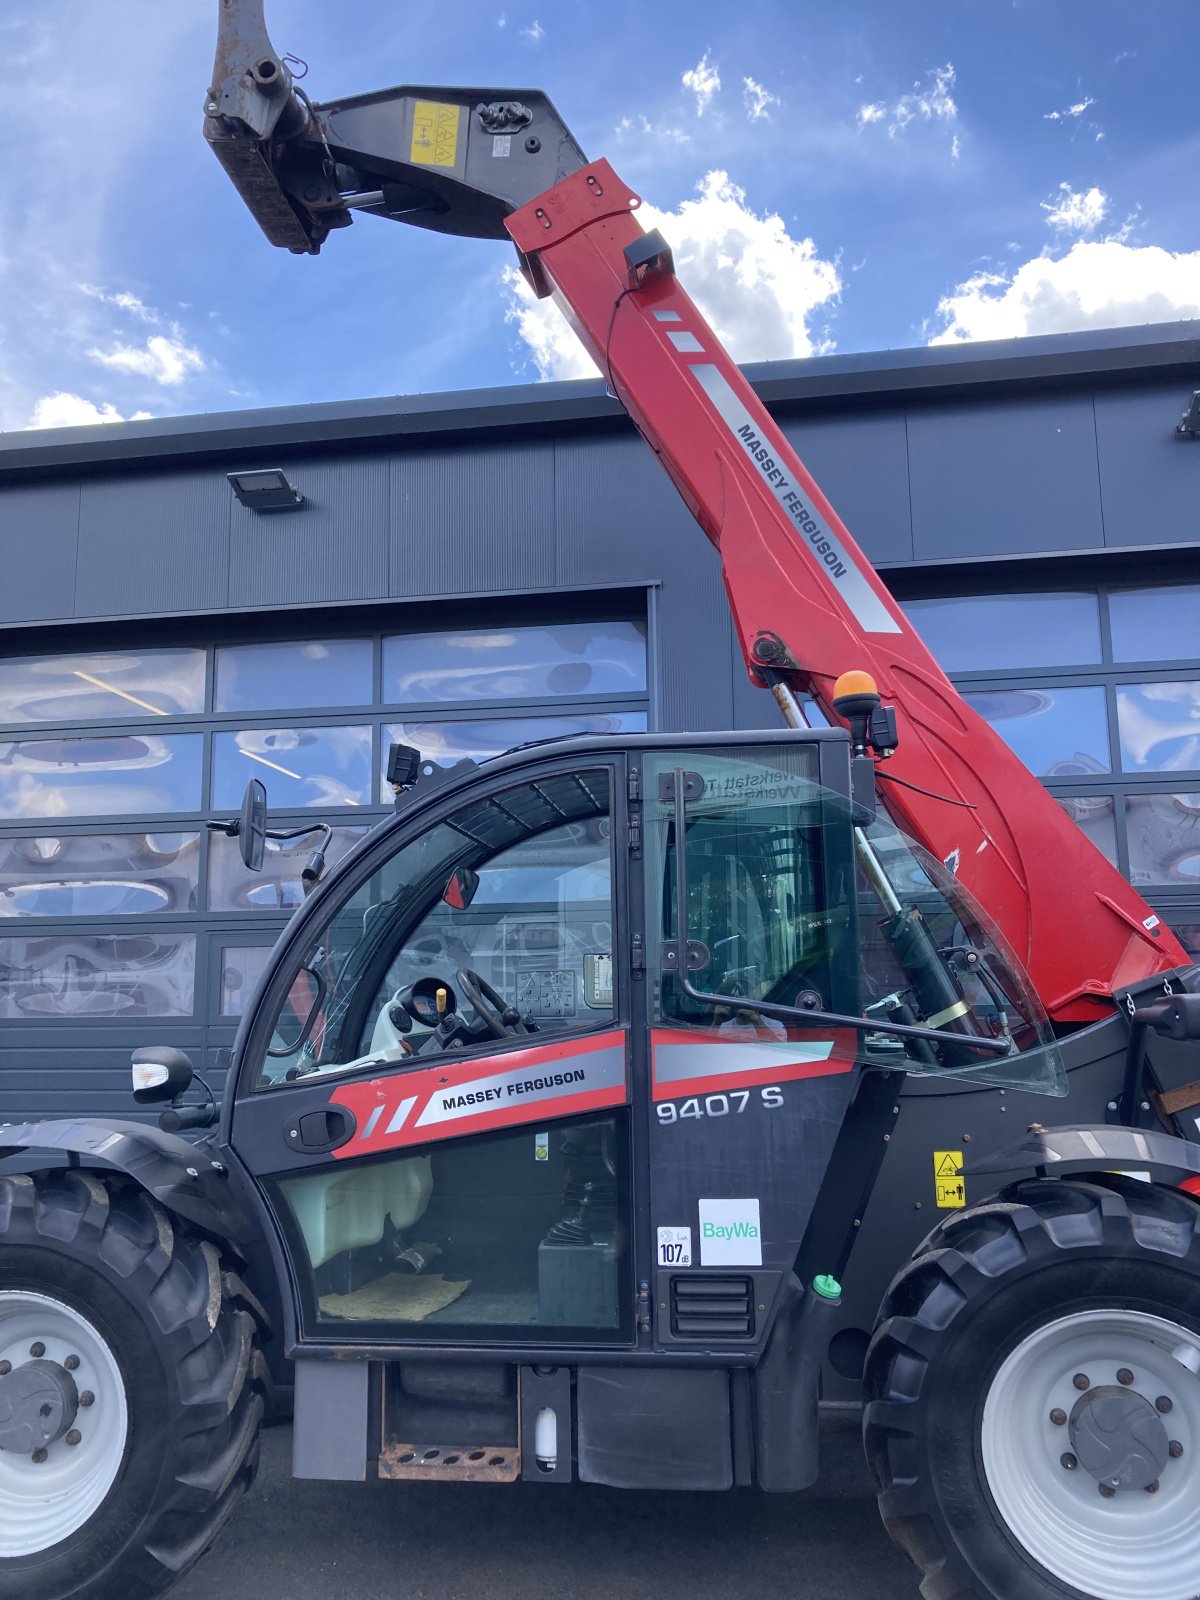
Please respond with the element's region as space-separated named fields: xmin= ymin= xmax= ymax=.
xmin=330 ymin=1030 xmax=628 ymax=1157
xmin=651 ymin=1027 xmax=855 ymax=1102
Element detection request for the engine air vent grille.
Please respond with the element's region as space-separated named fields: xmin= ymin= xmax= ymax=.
xmin=670 ymin=1275 xmax=755 ymax=1338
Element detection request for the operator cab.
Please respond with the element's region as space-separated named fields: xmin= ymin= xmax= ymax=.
xmin=224 ymin=729 xmax=1061 ymax=1350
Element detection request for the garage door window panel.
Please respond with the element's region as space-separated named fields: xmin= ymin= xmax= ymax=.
xmin=0 ymin=931 xmax=196 ymax=1020
xmin=0 ymin=733 xmax=204 ymax=819
xmin=214 ymin=639 xmax=373 ymax=713
xmin=0 ymin=648 xmax=205 ymax=725
xmin=383 ymin=622 xmax=647 ymax=705
xmin=0 ymin=831 xmax=200 ymax=918
xmin=211 ymin=726 xmax=373 ymax=809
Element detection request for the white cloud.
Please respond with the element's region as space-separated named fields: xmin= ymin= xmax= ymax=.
xmin=86 ymin=332 xmax=205 ymax=386
xmin=951 ymin=133 xmax=961 ymax=162
xmin=615 ymin=113 xmax=690 ymax=147
xmin=859 ymin=63 xmax=957 ymax=140
xmin=1042 ymin=183 xmax=1108 ymax=233
xmin=497 ymin=11 xmax=506 ymax=25
xmin=743 ymin=76 xmax=779 ymax=122
xmin=504 ymin=169 xmax=841 ymax=380
xmin=521 ymin=19 xmax=543 ymax=40
xmin=930 ymin=240 xmax=1200 ymax=344
xmin=78 ymin=284 xmax=159 ymax=322
xmin=682 ymin=51 xmax=721 ymax=116
xmin=27 ymin=392 xmax=152 ymax=429
xmin=1044 ymin=96 xmax=1094 ymax=122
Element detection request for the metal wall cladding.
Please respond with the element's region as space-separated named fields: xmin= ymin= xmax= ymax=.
xmin=906 ymin=393 xmax=1105 ymax=560
xmin=389 ymin=440 xmax=555 ymax=598
xmin=75 ymin=471 xmax=232 ymax=617
xmin=0 ymin=484 xmax=80 ymax=625
xmin=1095 ymin=384 xmax=1200 ymax=548
xmin=229 ymin=457 xmax=390 ymax=607
xmin=0 ymin=367 xmax=1194 ymax=635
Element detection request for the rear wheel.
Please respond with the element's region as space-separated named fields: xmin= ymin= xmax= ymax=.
xmin=863 ymin=1176 xmax=1200 ymax=1600
xmin=0 ymin=1169 xmax=267 ymax=1600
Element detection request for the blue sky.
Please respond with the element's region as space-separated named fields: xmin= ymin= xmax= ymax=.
xmin=1 ymin=0 xmax=1196 ymax=431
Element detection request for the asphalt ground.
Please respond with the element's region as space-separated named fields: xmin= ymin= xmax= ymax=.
xmin=173 ymin=1410 xmax=922 ymax=1600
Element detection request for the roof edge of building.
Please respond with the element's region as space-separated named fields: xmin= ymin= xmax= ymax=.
xmin=2 ymin=319 xmax=1198 ymax=479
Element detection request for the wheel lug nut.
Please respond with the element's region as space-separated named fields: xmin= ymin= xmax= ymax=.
xmin=1170 ymin=1440 xmax=1184 ymax=1460
xmin=65 ymin=1429 xmax=81 ymax=1447
xmin=64 ymin=1354 xmax=80 ymax=1372
xmin=1116 ymin=1368 xmax=1134 ymax=1386
xmin=31 ymin=1448 xmax=47 ymax=1464
xmin=1145 ymin=1480 xmax=1160 ymax=1494
xmin=29 ymin=1342 xmax=45 ymax=1358
xmin=1060 ymin=1452 xmax=1078 ymax=1470
xmin=1099 ymin=1482 xmax=1117 ymax=1498
xmin=78 ymin=1391 xmax=94 ymax=1408
xmin=1050 ymin=1408 xmax=1067 ymax=1426
xmin=1073 ymin=1373 xmax=1091 ymax=1392
xmin=1157 ymin=1395 xmax=1174 ymax=1414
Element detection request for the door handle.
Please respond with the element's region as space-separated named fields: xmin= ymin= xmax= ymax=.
xmin=284 ymin=1106 xmax=356 ymax=1154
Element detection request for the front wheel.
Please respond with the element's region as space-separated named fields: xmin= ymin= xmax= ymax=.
xmin=0 ymin=1169 xmax=267 ymax=1600
xmin=864 ymin=1176 xmax=1200 ymax=1600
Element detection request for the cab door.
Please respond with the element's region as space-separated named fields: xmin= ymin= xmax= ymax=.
xmin=229 ymin=755 xmax=637 ymax=1346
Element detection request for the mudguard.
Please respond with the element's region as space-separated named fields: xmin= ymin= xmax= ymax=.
xmin=0 ymin=1118 xmax=252 ymax=1246
xmin=966 ymin=1122 xmax=1200 ymax=1183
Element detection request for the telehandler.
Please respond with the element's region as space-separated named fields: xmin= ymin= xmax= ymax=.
xmin=3 ymin=6 xmax=1200 ymax=1598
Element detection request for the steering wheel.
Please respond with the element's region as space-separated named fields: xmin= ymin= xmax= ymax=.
xmin=455 ymin=968 xmax=517 ymax=1040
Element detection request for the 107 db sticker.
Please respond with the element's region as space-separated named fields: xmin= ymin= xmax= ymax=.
xmin=657 ymin=1227 xmax=692 ymax=1267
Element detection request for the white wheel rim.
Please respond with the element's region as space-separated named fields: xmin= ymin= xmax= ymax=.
xmin=981 ymin=1308 xmax=1200 ymax=1600
xmin=0 ymin=1290 xmax=129 ymax=1558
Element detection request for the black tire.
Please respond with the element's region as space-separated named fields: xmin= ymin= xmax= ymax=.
xmin=863 ymin=1175 xmax=1200 ymax=1600
xmin=0 ymin=1168 xmax=268 ymax=1600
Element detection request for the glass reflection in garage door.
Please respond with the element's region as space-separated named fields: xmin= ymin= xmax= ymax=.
xmin=0 ymin=932 xmax=196 ymax=1019
xmin=211 ymin=727 xmax=372 ymax=809
xmin=214 ymin=639 xmax=373 ymax=712
xmin=0 ymin=734 xmax=203 ymax=818
xmin=209 ymin=826 xmax=370 ymax=912
xmin=962 ymin=687 xmax=1110 ymax=777
xmin=0 ymin=649 xmax=205 ymax=724
xmin=383 ymin=621 xmax=647 ymax=704
xmin=0 ymin=832 xmax=200 ymax=917
xmin=1117 ymin=682 xmax=1200 ymax=773
xmin=381 ymin=712 xmax=646 ymax=797
xmin=1125 ymin=793 xmax=1200 ymax=887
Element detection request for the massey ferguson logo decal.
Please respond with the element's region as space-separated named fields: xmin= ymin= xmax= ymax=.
xmin=330 ymin=1032 xmax=627 ymax=1157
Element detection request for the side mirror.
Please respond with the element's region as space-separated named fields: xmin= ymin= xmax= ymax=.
xmin=239 ymin=778 xmax=267 ymax=871
xmin=442 ymin=866 xmax=480 ymax=911
xmin=131 ymin=1045 xmax=195 ymax=1105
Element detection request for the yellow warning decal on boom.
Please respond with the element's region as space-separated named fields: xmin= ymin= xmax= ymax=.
xmin=410 ymin=101 xmax=461 ymax=168
xmin=934 ymin=1150 xmax=965 ymax=1209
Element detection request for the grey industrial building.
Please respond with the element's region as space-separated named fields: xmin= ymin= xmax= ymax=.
xmin=0 ymin=319 xmax=1197 ymax=1124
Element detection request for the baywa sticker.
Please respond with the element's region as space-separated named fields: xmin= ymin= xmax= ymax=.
xmin=698 ymin=1198 xmax=762 ymax=1265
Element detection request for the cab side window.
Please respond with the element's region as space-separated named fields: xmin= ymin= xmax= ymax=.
xmin=258 ymin=769 xmax=614 ymax=1086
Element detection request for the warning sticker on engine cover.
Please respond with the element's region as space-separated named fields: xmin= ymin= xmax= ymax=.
xmin=934 ymin=1150 xmax=965 ymax=1208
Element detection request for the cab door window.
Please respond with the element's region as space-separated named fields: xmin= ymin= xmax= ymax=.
xmin=256 ymin=769 xmax=614 ymax=1086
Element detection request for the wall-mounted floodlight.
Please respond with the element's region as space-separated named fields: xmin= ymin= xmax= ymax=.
xmin=1177 ymin=392 xmax=1200 ymax=439
xmin=226 ymin=468 xmax=305 ymax=510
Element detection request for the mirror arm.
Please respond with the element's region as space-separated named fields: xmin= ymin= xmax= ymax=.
xmin=667 ymin=766 xmax=1012 ymax=1061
